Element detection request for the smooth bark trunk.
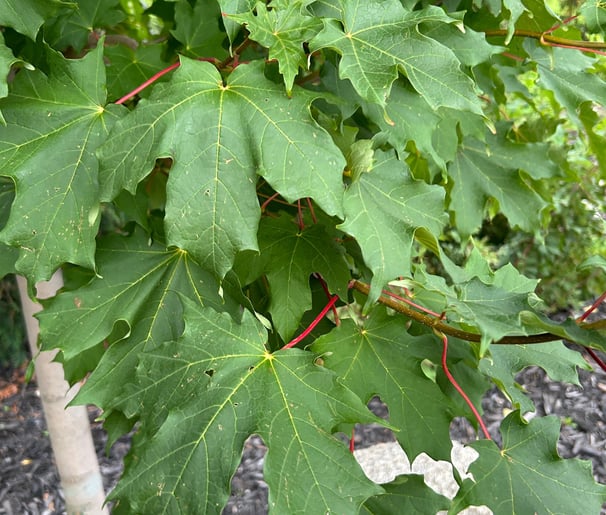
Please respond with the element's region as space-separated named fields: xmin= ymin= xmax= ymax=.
xmin=17 ymin=272 xmax=108 ymax=515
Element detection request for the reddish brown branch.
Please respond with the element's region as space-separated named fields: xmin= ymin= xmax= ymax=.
xmin=351 ymin=280 xmax=606 ymax=345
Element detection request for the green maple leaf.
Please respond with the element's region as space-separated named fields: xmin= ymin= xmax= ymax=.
xmin=99 ymin=59 xmax=345 ymax=279
xmin=0 ymin=0 xmax=72 ymax=40
xmin=451 ymin=412 xmax=606 ymax=514
xmin=109 ymin=299 xmax=383 ymax=514
xmin=578 ymin=102 xmax=606 ymax=172
xmin=171 ymin=0 xmax=227 ymax=59
xmin=104 ymin=43 xmax=169 ymax=102
xmin=308 ymin=0 xmax=342 ymax=19
xmin=471 ymin=0 xmax=502 ymax=16
xmin=217 ymin=0 xmax=256 ymax=45
xmin=229 ymin=1 xmax=322 ymax=93
xmin=414 ymin=249 xmax=606 ymax=353
xmin=339 ymin=149 xmax=447 ymax=304
xmin=421 ymin=20 xmax=502 ymax=67
xmin=413 ymin=251 xmax=547 ymax=350
xmin=453 ymin=278 xmax=538 ymax=344
xmin=361 ymin=474 xmax=450 ymax=514
xmin=473 ymin=0 xmax=556 ymax=44
xmin=39 ymin=231 xmax=242 ymax=388
xmin=479 ymin=342 xmax=590 ymax=412
xmin=0 ymin=44 xmax=124 ymax=284
xmin=447 ymin=128 xmax=556 ymax=237
xmin=0 ymin=178 xmax=17 ymax=277
xmin=526 ymin=42 xmax=606 ymax=127
xmin=363 ymin=81 xmax=450 ymax=170
xmin=312 ymin=310 xmax=454 ymax=462
xmin=310 ymin=0 xmax=482 ymax=113
xmin=580 ymin=255 xmax=606 ymax=274
xmin=581 ymin=0 xmax=606 ymax=34
xmin=0 ymin=33 xmax=23 ymax=124
xmin=254 ymin=213 xmax=350 ymax=341
xmin=44 ymin=0 xmax=125 ymax=52
xmin=439 ymin=245 xmax=539 ymax=289
xmin=518 ymin=312 xmax=606 ymax=353
xmin=502 ymin=0 xmax=529 ymax=42
xmin=513 ymin=0 xmax=560 ymax=36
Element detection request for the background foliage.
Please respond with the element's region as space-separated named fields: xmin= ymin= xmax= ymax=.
xmin=1 ymin=0 xmax=606 ymax=513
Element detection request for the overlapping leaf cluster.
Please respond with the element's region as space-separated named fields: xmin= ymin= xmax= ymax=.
xmin=1 ymin=0 xmax=605 ymax=513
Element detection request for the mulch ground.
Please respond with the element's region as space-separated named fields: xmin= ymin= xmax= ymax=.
xmin=1 ymin=344 xmax=605 ymax=514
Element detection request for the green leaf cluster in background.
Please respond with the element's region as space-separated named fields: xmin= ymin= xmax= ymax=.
xmin=1 ymin=0 xmax=605 ymax=513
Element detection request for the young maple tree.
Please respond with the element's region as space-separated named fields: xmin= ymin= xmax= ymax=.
xmin=1 ymin=0 xmax=606 ymax=513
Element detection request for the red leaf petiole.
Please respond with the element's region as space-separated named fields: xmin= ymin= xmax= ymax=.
xmin=438 ymin=331 xmax=492 ymax=440
xmin=381 ymin=288 xmax=443 ymax=318
xmin=114 ymin=56 xmax=221 ymax=105
xmin=115 ymin=61 xmax=181 ymax=104
xmin=576 ymin=292 xmax=606 ymax=372
xmin=312 ymin=273 xmax=340 ymax=325
xmin=283 ymin=295 xmax=339 ymax=349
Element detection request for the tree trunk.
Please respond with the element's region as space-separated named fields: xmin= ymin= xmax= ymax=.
xmin=17 ymin=272 xmax=108 ymax=515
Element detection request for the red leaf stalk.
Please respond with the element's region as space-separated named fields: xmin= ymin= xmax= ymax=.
xmin=541 ymin=41 xmax=606 ymax=56
xmin=577 ymin=291 xmax=606 ymax=372
xmin=313 ymin=273 xmax=340 ymax=325
xmin=306 ymin=197 xmax=318 ymax=224
xmin=115 ymin=61 xmax=181 ymax=104
xmin=283 ymin=295 xmax=339 ymax=349
xmin=577 ymin=291 xmax=606 ymax=322
xmin=439 ymin=332 xmax=491 ymax=440
xmin=381 ymin=288 xmax=442 ymax=318
xmin=586 ymin=348 xmax=606 ymax=373
xmin=296 ymin=200 xmax=305 ymax=230
xmin=261 ymin=192 xmax=280 ymax=212
xmin=545 ymin=15 xmax=578 ymax=35
xmin=114 ymin=56 xmax=221 ymax=105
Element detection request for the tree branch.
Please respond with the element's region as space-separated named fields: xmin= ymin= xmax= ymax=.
xmin=350 ymin=279 xmax=606 ymax=345
xmin=484 ymin=29 xmax=606 ymax=54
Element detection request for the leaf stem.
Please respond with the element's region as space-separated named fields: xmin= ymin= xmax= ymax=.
xmin=577 ymin=291 xmax=606 ymax=322
xmin=438 ymin=331 xmax=491 ymax=440
xmin=115 ymin=61 xmax=181 ymax=104
xmin=313 ymin=273 xmax=340 ymax=325
xmin=586 ymin=348 xmax=606 ymax=373
xmin=283 ymin=295 xmax=339 ymax=349
xmin=544 ymin=15 xmax=578 ymax=35
xmin=219 ymin=36 xmax=252 ymax=69
xmin=350 ymin=280 xmax=606 ymax=345
xmin=296 ymin=200 xmax=305 ymax=230
xmin=260 ymin=192 xmax=281 ymax=212
xmin=306 ymin=198 xmax=318 ymax=224
xmin=114 ymin=56 xmax=223 ymax=105
xmin=258 ymin=192 xmax=294 ymax=208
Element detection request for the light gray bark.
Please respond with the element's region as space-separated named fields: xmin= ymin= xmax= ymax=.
xmin=17 ymin=272 xmax=108 ymax=515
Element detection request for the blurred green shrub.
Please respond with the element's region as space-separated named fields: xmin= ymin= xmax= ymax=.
xmin=479 ymin=70 xmax=606 ymax=311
